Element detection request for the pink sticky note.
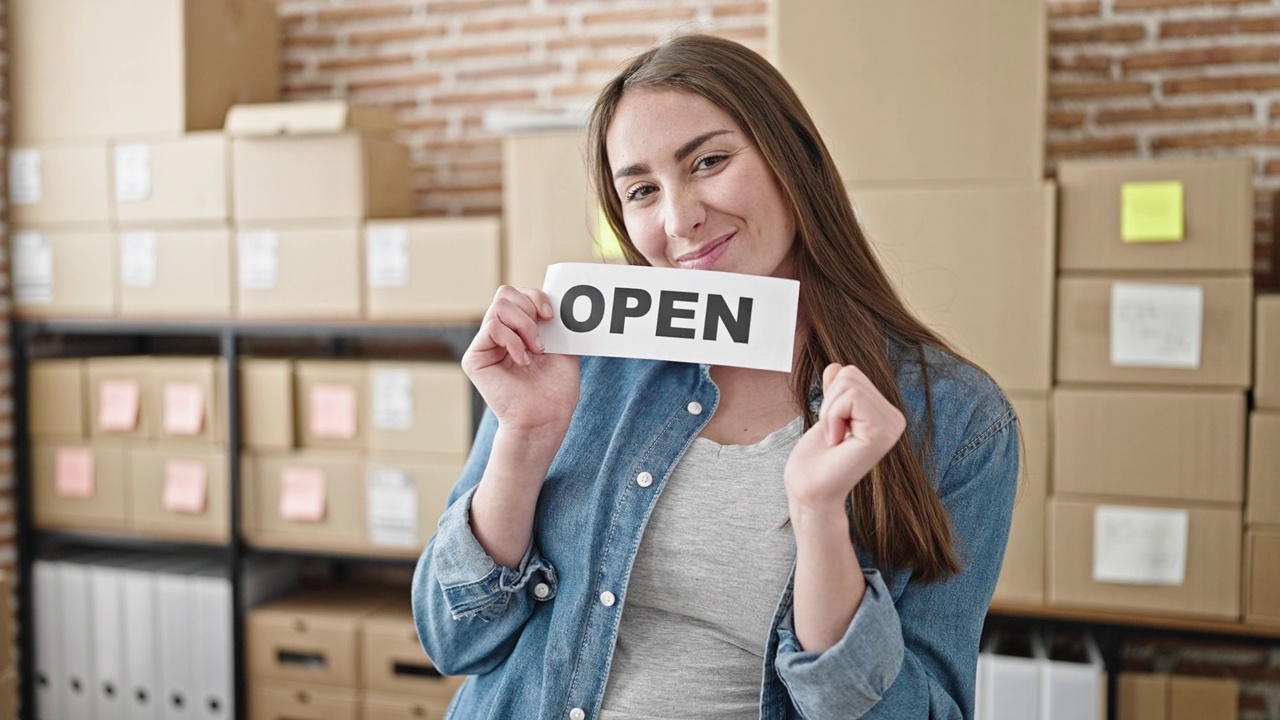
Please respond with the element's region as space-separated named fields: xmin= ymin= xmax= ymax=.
xmin=279 ymin=466 xmax=327 ymax=522
xmin=309 ymin=384 xmax=357 ymax=440
xmin=162 ymin=459 xmax=208 ymax=514
xmin=163 ymin=382 xmax=205 ymax=436
xmin=54 ymin=448 xmax=95 ymax=499
xmin=98 ymin=379 xmax=141 ymax=432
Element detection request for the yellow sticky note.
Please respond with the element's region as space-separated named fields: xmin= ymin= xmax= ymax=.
xmin=1121 ymin=180 xmax=1185 ymax=243
xmin=595 ymin=206 xmax=626 ymax=261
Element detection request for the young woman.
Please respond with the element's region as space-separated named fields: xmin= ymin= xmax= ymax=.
xmin=413 ymin=34 xmax=1019 ymax=720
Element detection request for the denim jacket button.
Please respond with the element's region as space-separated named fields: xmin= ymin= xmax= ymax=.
xmin=687 ymin=401 xmax=703 ymax=415
xmin=569 ymin=709 xmax=586 ymax=720
xmin=636 ymin=471 xmax=653 ymax=488
xmin=533 ymin=583 xmax=550 ymax=599
xmin=600 ymin=591 xmax=616 ymax=607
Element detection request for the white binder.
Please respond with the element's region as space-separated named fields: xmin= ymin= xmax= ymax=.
xmin=33 ymin=560 xmax=63 ymax=720
xmin=158 ymin=560 xmax=218 ymax=719
xmin=120 ymin=561 xmax=165 ymax=720
xmin=191 ymin=566 xmax=232 ymax=720
xmin=89 ymin=560 xmax=130 ymax=720
xmin=57 ymin=559 xmax=97 ymax=720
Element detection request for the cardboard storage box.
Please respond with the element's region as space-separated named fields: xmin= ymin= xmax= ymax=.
xmin=1118 ymin=674 xmax=1239 ymax=720
xmin=129 ymin=444 xmax=229 ymax=542
xmin=1054 ymin=387 xmax=1246 ymax=505
xmin=119 ymin=226 xmax=233 ymax=319
xmin=1244 ymin=528 xmax=1280 ymax=625
xmin=1047 ymin=496 xmax=1242 ymax=620
xmin=1248 ymin=412 xmax=1280 ymax=526
xmin=361 ymin=604 xmax=463 ymax=698
xmin=1258 ymin=294 xmax=1280 ymax=409
xmin=146 ymin=357 xmax=226 ymax=444
xmin=29 ymin=359 xmax=87 ymax=440
xmin=112 ymin=133 xmax=230 ymax=224
xmin=246 ymin=591 xmax=388 ymax=687
xmin=364 ymin=694 xmax=451 ymax=720
xmin=773 ymin=0 xmax=1044 ymax=184
xmin=87 ymin=357 xmax=153 ymax=440
xmin=1056 ymin=274 xmax=1252 ymax=388
xmin=1057 ymin=158 xmax=1254 ymax=273
xmin=367 ymin=362 xmax=473 ymax=457
xmin=295 ymin=361 xmax=368 ymax=452
xmin=226 ymin=100 xmax=397 ymax=139
xmin=364 ymin=217 xmax=501 ymax=321
xmin=241 ymin=359 xmax=295 ymax=450
xmin=992 ymin=392 xmax=1049 ymax=605
xmin=235 ymin=224 xmax=363 ymax=320
xmin=242 ymin=451 xmax=366 ymax=553
xmin=851 ymin=183 xmax=1055 ymax=393
xmin=8 ymin=142 xmax=112 ymax=227
xmin=250 ymin=684 xmax=358 ymax=720
xmin=10 ymin=0 xmax=278 ymax=141
xmin=32 ymin=441 xmax=128 ymax=532
xmin=12 ymin=229 xmax=116 ymax=318
xmin=365 ymin=454 xmax=464 ymax=555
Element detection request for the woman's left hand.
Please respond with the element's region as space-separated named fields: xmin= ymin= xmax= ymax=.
xmin=784 ymin=363 xmax=907 ymax=512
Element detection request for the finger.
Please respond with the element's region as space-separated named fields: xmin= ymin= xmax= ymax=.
xmin=821 ymin=382 xmax=856 ymax=445
xmin=485 ymin=317 xmax=530 ymax=366
xmin=487 ymin=285 xmax=540 ymax=323
xmin=494 ymin=302 xmax=545 ymax=354
xmin=518 ymin=287 xmax=556 ymax=320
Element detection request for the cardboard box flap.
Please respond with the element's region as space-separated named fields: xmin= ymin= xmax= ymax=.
xmin=226 ymin=101 xmax=396 ymax=138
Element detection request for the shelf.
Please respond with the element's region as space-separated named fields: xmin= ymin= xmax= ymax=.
xmin=35 ymin=528 xmax=230 ymax=555
xmin=14 ymin=317 xmax=482 ymax=342
xmin=244 ymin=543 xmax=420 ymax=566
xmin=988 ymin=601 xmax=1280 ymax=641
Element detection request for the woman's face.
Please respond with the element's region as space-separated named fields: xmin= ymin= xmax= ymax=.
xmin=605 ymin=88 xmax=797 ymax=279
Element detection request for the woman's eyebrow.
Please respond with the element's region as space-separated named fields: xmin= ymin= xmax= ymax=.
xmin=612 ymin=129 xmax=735 ymax=181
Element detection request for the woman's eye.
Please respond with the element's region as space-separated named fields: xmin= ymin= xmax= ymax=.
xmin=696 ymin=154 xmax=728 ymax=171
xmin=625 ymin=185 xmax=655 ymax=202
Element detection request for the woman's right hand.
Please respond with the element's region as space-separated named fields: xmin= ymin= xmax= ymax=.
xmin=463 ymin=285 xmax=581 ymax=436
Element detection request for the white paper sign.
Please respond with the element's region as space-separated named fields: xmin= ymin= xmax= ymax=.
xmin=238 ymin=230 xmax=279 ymax=289
xmin=120 ymin=230 xmax=158 ymax=288
xmin=539 ymin=263 xmax=799 ymax=372
xmin=13 ymin=230 xmax=53 ymax=303
xmin=114 ymin=143 xmax=152 ymax=202
xmin=9 ymin=148 xmax=42 ymax=205
xmin=1093 ymin=505 xmax=1189 ymax=586
xmin=372 ymin=369 xmax=414 ymax=430
xmin=1110 ymin=282 xmax=1204 ymax=369
xmin=367 ymin=467 xmax=418 ymax=547
xmin=366 ymin=225 xmax=409 ymax=288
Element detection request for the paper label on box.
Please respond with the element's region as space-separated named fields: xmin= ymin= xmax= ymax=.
xmin=98 ymin=379 xmax=141 ymax=432
xmin=367 ymin=467 xmax=418 ymax=547
xmin=120 ymin=230 xmax=158 ymax=288
xmin=162 ymin=459 xmax=208 ymax=514
xmin=1110 ymin=282 xmax=1204 ymax=370
xmin=279 ymin=466 xmax=327 ymax=522
xmin=9 ymin=148 xmax=42 ymax=205
xmin=238 ymin=230 xmax=278 ymax=289
xmin=13 ymin=230 xmax=53 ymax=304
xmin=309 ymin=384 xmax=358 ymax=440
xmin=54 ymin=448 xmax=95 ymax=499
xmin=372 ymin=369 xmax=414 ymax=430
xmin=1121 ymin=181 xmax=1184 ymax=243
xmin=114 ymin=143 xmax=152 ymax=202
xmin=1093 ymin=505 xmax=1189 ymax=585
xmin=163 ymin=382 xmax=205 ymax=436
xmin=366 ymin=225 xmax=409 ymax=288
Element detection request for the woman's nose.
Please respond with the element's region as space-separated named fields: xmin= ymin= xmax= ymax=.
xmin=663 ymin=186 xmax=705 ymax=239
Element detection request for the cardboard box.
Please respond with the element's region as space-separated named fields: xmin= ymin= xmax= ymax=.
xmin=249 ymin=684 xmax=358 ymax=720
xmin=1248 ymin=412 xmax=1280 ymax=526
xmin=1118 ymin=672 xmax=1167 ymax=720
xmin=365 ymin=454 xmax=465 ymax=556
xmin=1054 ymin=387 xmax=1246 ymax=505
xmin=87 ymin=357 xmax=153 ymax=440
xmin=10 ymin=0 xmax=278 ymax=141
xmin=1257 ymin=295 xmax=1280 ymax=409
xmin=225 ymin=100 xmax=397 ymax=139
xmin=129 ymin=444 xmax=229 ymax=543
xmin=367 ymin=362 xmax=473 ymax=457
xmin=502 ymin=131 xmax=600 ymax=289
xmin=112 ymin=133 xmax=230 ymax=224
xmin=361 ymin=604 xmax=463 ymax=698
xmin=364 ymin=217 xmax=501 ymax=321
xmin=363 ymin=694 xmax=452 ymax=720
xmin=32 ymin=441 xmax=129 ymax=532
xmin=851 ymin=183 xmax=1055 ymax=393
xmin=295 ymin=361 xmax=368 ymax=451
xmin=241 ymin=359 xmax=295 ymax=451
xmin=992 ymin=392 xmax=1049 ymax=605
xmin=119 ymin=226 xmax=233 ymax=319
xmin=1245 ymin=528 xmax=1280 ymax=625
xmin=1057 ymin=158 xmax=1254 ymax=273
xmin=12 ymin=228 xmax=116 ymax=318
xmin=246 ymin=591 xmax=387 ymax=687
xmin=1047 ymin=496 xmax=1242 ymax=620
xmin=1056 ymin=274 xmax=1252 ymax=388
xmin=8 ymin=142 xmax=112 ymax=227
xmin=1169 ymin=677 xmax=1239 ymax=720
xmin=235 ymin=224 xmax=363 ymax=320
xmin=29 ymin=359 xmax=87 ymax=440
xmin=231 ymin=133 xmax=411 ymax=222
xmin=146 ymin=357 xmax=226 ymax=444
xmin=242 ymin=451 xmax=366 ymax=553
xmin=773 ymin=1 xmax=1045 ymax=184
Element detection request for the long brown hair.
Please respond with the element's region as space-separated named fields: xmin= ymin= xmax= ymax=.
xmin=587 ymin=34 xmax=968 ymax=582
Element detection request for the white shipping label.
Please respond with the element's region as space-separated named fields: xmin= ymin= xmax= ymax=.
xmin=372 ymin=369 xmax=415 ymax=430
xmin=238 ymin=230 xmax=279 ymax=289
xmin=1110 ymin=282 xmax=1204 ymax=370
xmin=9 ymin=148 xmax=42 ymax=205
xmin=114 ymin=143 xmax=152 ymax=202
xmin=120 ymin=230 xmax=158 ymax=288
xmin=367 ymin=468 xmax=418 ymax=547
xmin=366 ymin=225 xmax=410 ymax=288
xmin=1093 ymin=505 xmax=1189 ymax=586
xmin=13 ymin=230 xmax=53 ymax=304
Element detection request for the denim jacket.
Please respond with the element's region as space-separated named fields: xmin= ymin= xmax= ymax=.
xmin=413 ymin=343 xmax=1019 ymax=720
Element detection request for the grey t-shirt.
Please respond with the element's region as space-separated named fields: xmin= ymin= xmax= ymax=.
xmin=600 ymin=416 xmax=803 ymax=720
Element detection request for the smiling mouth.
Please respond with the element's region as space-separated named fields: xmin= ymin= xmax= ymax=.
xmin=676 ymin=233 xmax=734 ymax=266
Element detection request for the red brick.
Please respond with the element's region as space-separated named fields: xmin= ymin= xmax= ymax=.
xmin=424 ymin=138 xmax=503 ymax=154
xmin=1049 ymin=1 xmax=1102 ymax=16
xmin=429 ymin=0 xmax=529 ymax=12
xmin=552 ymin=83 xmax=608 ymax=99
xmin=1150 ymin=128 xmax=1280 ymax=151
xmin=428 ymin=42 xmax=530 ymax=60
xmin=1117 ymin=0 xmax=1265 ymax=8
xmin=578 ymin=57 xmax=631 ymax=74
xmin=1164 ymin=73 xmax=1280 ymax=94
xmin=1048 ymin=109 xmax=1087 ymax=128
xmin=282 ymin=33 xmax=338 ymax=49
xmin=1051 ymin=24 xmax=1146 ymax=44
xmin=1050 ymin=53 xmax=1112 ymax=73
xmin=317 ymin=53 xmax=414 ymax=72
xmin=1096 ymin=102 xmax=1254 ymax=124
xmin=1048 ymin=136 xmax=1140 ymax=156
xmin=462 ymin=15 xmax=566 ymax=33
xmin=457 ymin=61 xmax=563 ymax=82
xmin=315 ymin=5 xmax=411 ymax=24
xmin=348 ymin=25 xmax=448 ymax=46
xmin=547 ymin=34 xmax=658 ymax=51
xmin=712 ymin=2 xmax=768 ymax=18
xmin=709 ymin=25 xmax=767 ymax=42
xmin=347 ymin=72 xmax=444 ymax=93
xmin=1161 ymin=15 xmax=1280 ymax=38
xmin=1050 ymin=79 xmax=1152 ymax=99
xmin=582 ymin=7 xmax=697 ymax=25
xmin=282 ymin=60 xmax=306 ymax=75
xmin=432 ymin=89 xmax=538 ymax=106
xmin=1123 ymin=45 xmax=1280 ymax=71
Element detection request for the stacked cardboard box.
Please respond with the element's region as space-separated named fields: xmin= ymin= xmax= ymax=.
xmin=1049 ymin=159 xmax=1254 ymax=621
xmin=1117 ymin=674 xmax=1238 ymax=720
xmin=774 ymin=1 xmax=1053 ymax=604
xmin=239 ymin=359 xmax=470 ymax=558
xmin=1245 ymin=294 xmax=1280 ymax=626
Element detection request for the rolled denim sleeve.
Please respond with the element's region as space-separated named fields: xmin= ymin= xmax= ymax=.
xmin=774 ymin=406 xmax=1019 ymax=720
